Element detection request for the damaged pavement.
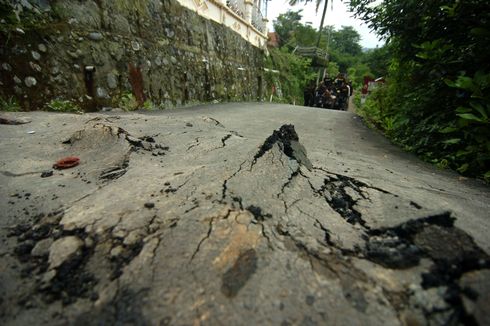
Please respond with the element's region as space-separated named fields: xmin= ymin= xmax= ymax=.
xmin=1 ymin=103 xmax=489 ymax=325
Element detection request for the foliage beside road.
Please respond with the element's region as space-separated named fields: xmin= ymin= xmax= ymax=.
xmin=350 ymin=0 xmax=490 ymax=182
xmin=265 ymin=48 xmax=316 ymax=104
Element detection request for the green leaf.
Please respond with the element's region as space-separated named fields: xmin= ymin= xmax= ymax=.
xmin=470 ymin=102 xmax=488 ymax=119
xmin=455 ymin=106 xmax=471 ymax=114
xmin=436 ymin=159 xmax=449 ymax=169
xmin=456 ymin=149 xmax=471 ymax=157
xmin=457 ymin=163 xmax=469 ymax=173
xmin=439 ymin=126 xmax=458 ymax=133
xmin=457 ymin=113 xmax=484 ymax=122
xmin=484 ymin=171 xmax=490 ymax=182
xmin=455 ymin=77 xmax=474 ymax=91
xmin=443 ymin=138 xmax=461 ymax=145
xmin=444 ymin=78 xmax=456 ymax=87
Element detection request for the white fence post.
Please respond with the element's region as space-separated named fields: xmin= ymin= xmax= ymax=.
xmin=244 ymin=0 xmax=253 ymax=23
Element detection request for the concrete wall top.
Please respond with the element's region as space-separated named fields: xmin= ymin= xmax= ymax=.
xmin=177 ymin=0 xmax=268 ymax=49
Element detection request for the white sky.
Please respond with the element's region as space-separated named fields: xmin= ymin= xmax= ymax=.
xmin=265 ymin=0 xmax=384 ymax=48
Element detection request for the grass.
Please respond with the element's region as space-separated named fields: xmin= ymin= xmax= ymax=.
xmin=45 ymin=99 xmax=82 ymax=113
xmin=0 ymin=97 xmax=21 ymax=111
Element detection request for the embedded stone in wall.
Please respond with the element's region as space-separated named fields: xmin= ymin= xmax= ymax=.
xmin=88 ymin=32 xmax=104 ymax=41
xmin=107 ymin=73 xmax=118 ymax=89
xmin=25 ymin=77 xmax=37 ymax=87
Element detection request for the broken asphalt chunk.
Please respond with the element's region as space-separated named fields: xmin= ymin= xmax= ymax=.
xmin=253 ymin=124 xmax=312 ymax=170
xmin=48 ymin=236 xmax=84 ymax=270
xmin=41 ymin=170 xmax=54 ymax=178
xmin=144 ymin=202 xmax=155 ymax=209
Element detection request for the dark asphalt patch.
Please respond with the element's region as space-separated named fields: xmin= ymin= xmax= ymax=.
xmin=221 ymin=249 xmax=258 ymax=298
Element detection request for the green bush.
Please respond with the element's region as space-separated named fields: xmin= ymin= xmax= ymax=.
xmin=45 ymin=99 xmax=82 ymax=113
xmin=117 ymin=92 xmax=139 ymax=111
xmin=265 ymin=48 xmax=317 ymax=105
xmin=0 ymin=97 xmax=21 ymax=111
xmin=143 ymin=99 xmax=161 ymax=110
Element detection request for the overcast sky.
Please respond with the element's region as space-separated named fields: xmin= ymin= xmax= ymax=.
xmin=265 ymin=0 xmax=384 ymax=49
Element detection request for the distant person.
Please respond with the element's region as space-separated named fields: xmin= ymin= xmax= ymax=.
xmin=315 ymin=82 xmax=327 ymax=107
xmin=304 ymin=81 xmax=316 ymax=107
xmin=323 ymin=75 xmax=333 ymax=88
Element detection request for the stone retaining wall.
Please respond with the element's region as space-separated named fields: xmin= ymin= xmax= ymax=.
xmin=0 ymin=0 xmax=266 ymax=110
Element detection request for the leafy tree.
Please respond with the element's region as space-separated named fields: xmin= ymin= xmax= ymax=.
xmin=315 ymin=25 xmax=364 ymax=73
xmin=289 ymin=23 xmax=318 ymax=48
xmin=329 ymin=26 xmax=362 ymax=57
xmin=273 ymin=10 xmax=303 ymax=47
xmin=289 ymin=0 xmax=345 ymax=55
xmin=362 ymin=45 xmax=392 ymax=78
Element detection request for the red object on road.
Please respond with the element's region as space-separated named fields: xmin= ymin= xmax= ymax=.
xmin=53 ymin=156 xmax=80 ymax=169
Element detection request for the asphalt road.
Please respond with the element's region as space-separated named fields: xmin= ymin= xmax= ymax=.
xmin=1 ymin=103 xmax=489 ymax=325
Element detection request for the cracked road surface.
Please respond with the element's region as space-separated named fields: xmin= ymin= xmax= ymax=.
xmin=1 ymin=103 xmax=489 ymax=325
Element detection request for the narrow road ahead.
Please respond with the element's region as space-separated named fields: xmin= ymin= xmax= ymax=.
xmin=1 ymin=103 xmax=489 ymax=325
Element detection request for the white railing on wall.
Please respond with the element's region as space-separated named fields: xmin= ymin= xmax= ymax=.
xmin=226 ymin=0 xmax=246 ymax=19
xmin=178 ymin=0 xmax=268 ymax=48
xmin=251 ymin=6 xmax=266 ymax=33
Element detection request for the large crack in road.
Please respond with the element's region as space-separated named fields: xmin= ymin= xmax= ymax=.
xmin=1 ymin=107 xmax=489 ymax=325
